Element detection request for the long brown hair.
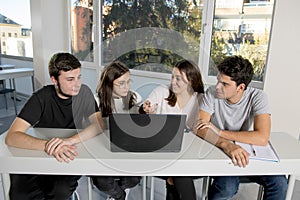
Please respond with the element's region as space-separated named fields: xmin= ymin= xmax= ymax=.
xmin=165 ymin=59 xmax=204 ymax=106
xmin=96 ymin=61 xmax=136 ymax=117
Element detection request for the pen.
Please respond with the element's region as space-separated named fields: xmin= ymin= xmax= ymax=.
xmin=250 ymin=144 xmax=256 ymax=156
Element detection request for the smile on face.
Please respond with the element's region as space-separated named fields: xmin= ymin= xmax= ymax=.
xmin=113 ymin=72 xmax=131 ymax=98
xmin=171 ymin=67 xmax=190 ymax=95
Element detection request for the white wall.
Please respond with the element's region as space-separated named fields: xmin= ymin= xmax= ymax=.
xmin=30 ymin=0 xmax=69 ymax=89
xmin=30 ymin=0 xmax=300 ymax=139
xmin=264 ymin=0 xmax=300 ymax=139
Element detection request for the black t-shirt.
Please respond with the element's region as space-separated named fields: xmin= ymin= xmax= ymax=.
xmin=18 ymin=84 xmax=99 ymax=129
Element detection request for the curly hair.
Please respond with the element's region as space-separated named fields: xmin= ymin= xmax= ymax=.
xmin=217 ymin=55 xmax=254 ymax=89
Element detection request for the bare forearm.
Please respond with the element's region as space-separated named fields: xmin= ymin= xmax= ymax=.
xmin=5 ymin=131 xmax=47 ymax=151
xmin=220 ymin=130 xmax=269 ymax=146
xmin=196 ymin=128 xmax=249 ymax=167
xmin=70 ymin=123 xmax=103 ymax=144
xmin=196 ymin=127 xmax=229 ymax=149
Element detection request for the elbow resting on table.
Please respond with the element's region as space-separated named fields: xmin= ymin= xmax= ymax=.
xmin=5 ymin=130 xmax=22 ymax=148
xmin=255 ymin=137 xmax=269 ymax=146
xmin=5 ymin=132 xmax=14 ymax=147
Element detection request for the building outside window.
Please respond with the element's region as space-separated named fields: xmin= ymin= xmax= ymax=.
xmin=0 ymin=0 xmax=32 ymax=58
xmin=206 ymin=0 xmax=274 ymax=84
xmin=70 ymin=0 xmax=94 ymax=62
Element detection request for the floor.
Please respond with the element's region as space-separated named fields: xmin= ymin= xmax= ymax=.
xmin=1 ymin=95 xmax=300 ymax=200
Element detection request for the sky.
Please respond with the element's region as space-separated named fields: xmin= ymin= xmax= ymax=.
xmin=0 ymin=0 xmax=31 ymax=28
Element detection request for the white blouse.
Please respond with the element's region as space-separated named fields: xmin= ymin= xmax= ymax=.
xmin=96 ymin=91 xmax=142 ymax=129
xmin=146 ymin=85 xmax=202 ymax=129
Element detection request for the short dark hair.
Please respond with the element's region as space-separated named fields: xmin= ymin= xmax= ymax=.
xmin=48 ymin=52 xmax=81 ymax=80
xmin=217 ymin=55 xmax=254 ymax=89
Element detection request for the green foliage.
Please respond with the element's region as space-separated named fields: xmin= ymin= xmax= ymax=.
xmin=210 ymin=31 xmax=270 ymax=81
xmin=102 ymin=0 xmax=203 ymax=71
xmin=210 ymin=35 xmax=227 ymax=76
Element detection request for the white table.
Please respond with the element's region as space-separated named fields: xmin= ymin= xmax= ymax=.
xmin=0 ymin=64 xmax=15 ymax=70
xmin=1 ymin=128 xmax=300 ymax=200
xmin=0 ymin=68 xmax=35 ymax=91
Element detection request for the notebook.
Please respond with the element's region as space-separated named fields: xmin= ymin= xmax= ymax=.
xmin=235 ymin=141 xmax=279 ymax=162
xmin=108 ymin=113 xmax=187 ymax=152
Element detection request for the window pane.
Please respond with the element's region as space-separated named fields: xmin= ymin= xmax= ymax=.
xmin=209 ymin=0 xmax=274 ymax=81
xmin=0 ymin=0 xmax=32 ymax=57
xmin=102 ymin=0 xmax=204 ymax=73
xmin=70 ymin=0 xmax=94 ymax=62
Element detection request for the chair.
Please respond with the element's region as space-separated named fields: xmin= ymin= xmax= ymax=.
xmin=70 ymin=190 xmax=80 ymax=200
xmin=239 ymin=177 xmax=264 ymax=200
xmin=207 ymin=177 xmax=263 ymax=200
xmin=1 ymin=173 xmax=10 ymax=200
xmin=85 ymin=176 xmax=147 ymax=200
xmin=296 ymin=133 xmax=300 ymax=181
xmin=149 ymin=176 xmax=209 ymax=200
xmin=0 ymin=80 xmax=17 ymax=115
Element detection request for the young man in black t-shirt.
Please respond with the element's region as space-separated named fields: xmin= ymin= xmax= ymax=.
xmin=5 ymin=52 xmax=104 ymax=200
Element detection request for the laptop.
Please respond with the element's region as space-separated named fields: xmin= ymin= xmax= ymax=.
xmin=108 ymin=113 xmax=187 ymax=152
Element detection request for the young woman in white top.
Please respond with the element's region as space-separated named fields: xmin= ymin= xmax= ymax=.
xmin=96 ymin=60 xmax=141 ymax=129
xmin=140 ymin=59 xmax=205 ymax=200
xmin=94 ymin=61 xmax=141 ymax=200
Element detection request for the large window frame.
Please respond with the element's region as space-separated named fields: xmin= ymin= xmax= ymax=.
xmin=0 ymin=0 xmax=33 ymax=60
xmin=69 ymin=0 xmax=275 ymax=89
xmin=200 ymin=0 xmax=275 ymax=89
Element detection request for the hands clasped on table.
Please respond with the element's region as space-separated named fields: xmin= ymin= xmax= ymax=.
xmin=44 ymin=137 xmax=78 ymax=163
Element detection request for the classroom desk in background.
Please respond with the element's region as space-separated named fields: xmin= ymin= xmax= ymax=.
xmin=0 ymin=67 xmax=35 ymax=91
xmin=0 ymin=64 xmax=15 ymax=70
xmin=0 ymin=128 xmax=300 ymax=200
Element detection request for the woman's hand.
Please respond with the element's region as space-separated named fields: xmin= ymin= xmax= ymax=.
xmin=142 ymin=100 xmax=158 ymax=114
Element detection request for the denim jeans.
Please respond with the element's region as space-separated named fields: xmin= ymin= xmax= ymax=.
xmin=91 ymin=176 xmax=141 ymax=200
xmin=208 ymin=175 xmax=287 ymax=200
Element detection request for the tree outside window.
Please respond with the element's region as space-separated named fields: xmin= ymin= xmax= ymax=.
xmin=101 ymin=0 xmax=204 ymax=73
xmin=70 ymin=0 xmax=275 ymax=85
xmin=209 ymin=0 xmax=274 ymax=82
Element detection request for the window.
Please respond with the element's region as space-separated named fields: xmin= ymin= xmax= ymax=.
xmin=201 ymin=0 xmax=275 ymax=87
xmin=0 ymin=0 xmax=33 ymax=58
xmin=69 ymin=0 xmax=275 ymax=88
xmin=101 ymin=0 xmax=204 ymax=73
xmin=70 ymin=0 xmax=94 ymax=62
